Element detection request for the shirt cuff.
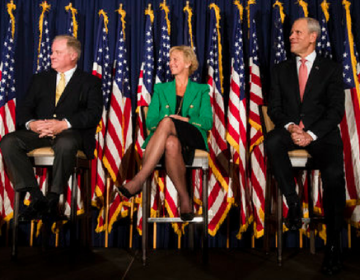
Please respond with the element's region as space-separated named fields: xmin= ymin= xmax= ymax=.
xmin=63 ymin=118 xmax=72 ymax=128
xmin=25 ymin=120 xmax=35 ymax=130
xmin=307 ymin=130 xmax=317 ymax=141
xmin=284 ymin=122 xmax=294 ymax=131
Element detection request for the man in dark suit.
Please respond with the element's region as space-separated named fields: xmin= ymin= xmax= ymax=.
xmin=266 ymin=18 xmax=345 ymax=275
xmin=0 ymin=35 xmax=102 ymax=220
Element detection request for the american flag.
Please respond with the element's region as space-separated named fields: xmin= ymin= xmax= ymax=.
xmin=183 ymin=3 xmax=200 ymax=82
xmin=154 ymin=1 xmax=183 ymax=231
xmin=340 ymin=0 xmax=360 ymax=228
xmin=247 ymin=0 xmax=266 ymax=239
xmin=31 ymin=1 xmax=52 ymax=215
xmin=227 ymin=1 xmax=250 ymax=239
xmin=206 ymin=3 xmax=232 ymax=236
xmin=36 ymin=1 xmax=51 ymax=73
xmin=65 ymin=3 xmax=78 ymax=38
xmin=316 ymin=0 xmax=332 ymax=59
xmin=270 ymin=1 xmax=286 ymax=67
xmin=135 ymin=6 xmax=155 ymax=235
xmin=183 ymin=2 xmax=202 ymax=213
xmin=0 ymin=2 xmax=16 ymax=225
xmin=92 ymin=10 xmax=112 ymax=233
xmin=155 ymin=2 xmax=171 ymax=84
xmin=297 ymin=0 xmax=309 ymax=18
xmin=103 ymin=6 xmax=133 ymax=233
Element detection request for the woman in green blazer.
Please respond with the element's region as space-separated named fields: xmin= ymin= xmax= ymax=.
xmin=117 ymin=46 xmax=213 ymax=221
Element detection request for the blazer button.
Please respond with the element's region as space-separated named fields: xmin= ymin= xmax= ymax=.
xmin=53 ymin=114 xmax=57 ymax=118
xmin=190 ymin=105 xmax=194 ymax=108
xmin=165 ymin=105 xmax=169 ymax=108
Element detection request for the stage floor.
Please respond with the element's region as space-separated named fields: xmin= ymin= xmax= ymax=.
xmin=1 ymin=246 xmax=359 ymax=279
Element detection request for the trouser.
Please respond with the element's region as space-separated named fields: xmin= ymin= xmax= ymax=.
xmin=265 ymin=128 xmax=346 ymax=233
xmin=0 ymin=129 xmax=82 ymax=195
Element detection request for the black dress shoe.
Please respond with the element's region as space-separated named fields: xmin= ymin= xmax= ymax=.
xmin=180 ymin=212 xmax=194 ymax=221
xmin=116 ymin=185 xmax=140 ymax=199
xmin=18 ymin=197 xmax=48 ymax=222
xmin=322 ymin=245 xmax=342 ymax=276
xmin=285 ymin=202 xmax=302 ymax=230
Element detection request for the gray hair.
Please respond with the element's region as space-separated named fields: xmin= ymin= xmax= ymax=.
xmin=53 ymin=35 xmax=81 ymax=60
xmin=296 ymin=17 xmax=321 ymax=41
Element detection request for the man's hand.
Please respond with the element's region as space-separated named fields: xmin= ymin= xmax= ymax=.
xmin=289 ymin=124 xmax=313 ymax=147
xmin=29 ymin=119 xmax=68 ymax=138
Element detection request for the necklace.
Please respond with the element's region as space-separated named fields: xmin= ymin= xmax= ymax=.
xmin=176 ymin=96 xmax=184 ymax=115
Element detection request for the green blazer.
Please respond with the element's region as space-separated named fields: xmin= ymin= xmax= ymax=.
xmin=142 ymin=79 xmax=213 ymax=150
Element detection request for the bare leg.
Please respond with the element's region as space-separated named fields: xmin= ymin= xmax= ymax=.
xmin=124 ymin=118 xmax=177 ymax=194
xmin=164 ymin=136 xmax=191 ymax=214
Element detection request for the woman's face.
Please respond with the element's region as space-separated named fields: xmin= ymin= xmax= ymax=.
xmin=169 ymin=50 xmax=191 ymax=76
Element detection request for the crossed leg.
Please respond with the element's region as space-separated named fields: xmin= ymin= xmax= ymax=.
xmin=123 ymin=117 xmax=191 ymax=213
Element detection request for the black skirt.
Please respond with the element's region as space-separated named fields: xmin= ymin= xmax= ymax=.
xmin=169 ymin=118 xmax=207 ymax=165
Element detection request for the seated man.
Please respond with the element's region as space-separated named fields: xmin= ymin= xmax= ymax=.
xmin=0 ymin=35 xmax=102 ymax=220
xmin=266 ymin=18 xmax=345 ymax=275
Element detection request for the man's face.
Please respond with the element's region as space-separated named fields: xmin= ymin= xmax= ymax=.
xmin=50 ymin=39 xmax=77 ymax=72
xmin=289 ymin=19 xmax=317 ymax=57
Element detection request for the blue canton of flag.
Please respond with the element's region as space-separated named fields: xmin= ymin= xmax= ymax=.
xmin=115 ymin=31 xmax=130 ymax=97
xmin=94 ymin=18 xmax=112 ymax=110
xmin=342 ymin=16 xmax=359 ymax=89
xmin=249 ymin=19 xmax=260 ymax=67
xmin=0 ymin=25 xmax=16 ymax=111
xmin=271 ymin=3 xmax=286 ymax=66
xmin=184 ymin=5 xmax=200 ymax=82
xmin=156 ymin=5 xmax=171 ymax=84
xmin=142 ymin=15 xmax=155 ymax=95
xmin=36 ymin=15 xmax=51 ymax=73
xmin=66 ymin=11 xmax=75 ymax=36
xmin=316 ymin=7 xmax=332 ymax=59
xmin=207 ymin=22 xmax=221 ymax=93
xmin=233 ymin=14 xmax=245 ymax=96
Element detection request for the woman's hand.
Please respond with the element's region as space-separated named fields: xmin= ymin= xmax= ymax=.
xmin=169 ymin=115 xmax=189 ymax=122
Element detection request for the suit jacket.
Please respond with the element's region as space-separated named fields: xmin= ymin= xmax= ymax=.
xmin=17 ymin=68 xmax=103 ymax=158
xmin=268 ymin=55 xmax=344 ymax=145
xmin=143 ymin=79 xmax=213 ymax=150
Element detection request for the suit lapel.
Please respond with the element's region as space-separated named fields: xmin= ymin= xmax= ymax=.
xmin=303 ymin=56 xmax=321 ymax=100
xmin=49 ymin=70 xmax=57 ymax=107
xmin=162 ymin=80 xmax=176 ymax=113
xmin=288 ymin=58 xmax=301 ymax=104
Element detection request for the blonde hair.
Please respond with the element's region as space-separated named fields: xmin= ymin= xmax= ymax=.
xmin=170 ymin=45 xmax=199 ymax=76
xmin=53 ymin=35 xmax=81 ymax=60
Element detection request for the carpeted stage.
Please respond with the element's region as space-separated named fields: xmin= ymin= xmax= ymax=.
xmin=1 ymin=244 xmax=360 ymax=279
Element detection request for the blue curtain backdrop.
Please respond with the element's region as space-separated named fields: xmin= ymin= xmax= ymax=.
xmin=2 ymin=0 xmax=360 ymax=109
xmin=1 ymin=0 xmax=360 ymax=248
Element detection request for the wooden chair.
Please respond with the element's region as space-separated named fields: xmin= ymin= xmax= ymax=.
xmin=261 ymin=106 xmax=322 ymax=266
xmin=141 ymin=149 xmax=209 ymax=266
xmin=11 ymin=147 xmax=92 ymax=259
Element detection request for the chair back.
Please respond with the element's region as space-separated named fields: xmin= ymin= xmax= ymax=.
xmin=261 ymin=106 xmax=275 ymax=133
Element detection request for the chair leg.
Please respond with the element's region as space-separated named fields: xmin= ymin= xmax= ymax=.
xmin=277 ymin=187 xmax=283 ymax=266
xmin=83 ymin=168 xmax=92 ymax=248
xmin=264 ymin=169 xmax=272 ymax=254
xmin=202 ymin=168 xmax=208 ymax=265
xmin=307 ymin=171 xmax=316 ymax=254
xmin=142 ymin=179 xmax=150 ymax=266
xmin=11 ymin=191 xmax=20 ymax=260
xmin=70 ymin=171 xmax=78 ymax=248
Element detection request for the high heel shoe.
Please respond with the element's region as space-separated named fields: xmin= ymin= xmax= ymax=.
xmin=180 ymin=212 xmax=194 ymax=222
xmin=116 ymin=185 xmax=137 ymax=199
